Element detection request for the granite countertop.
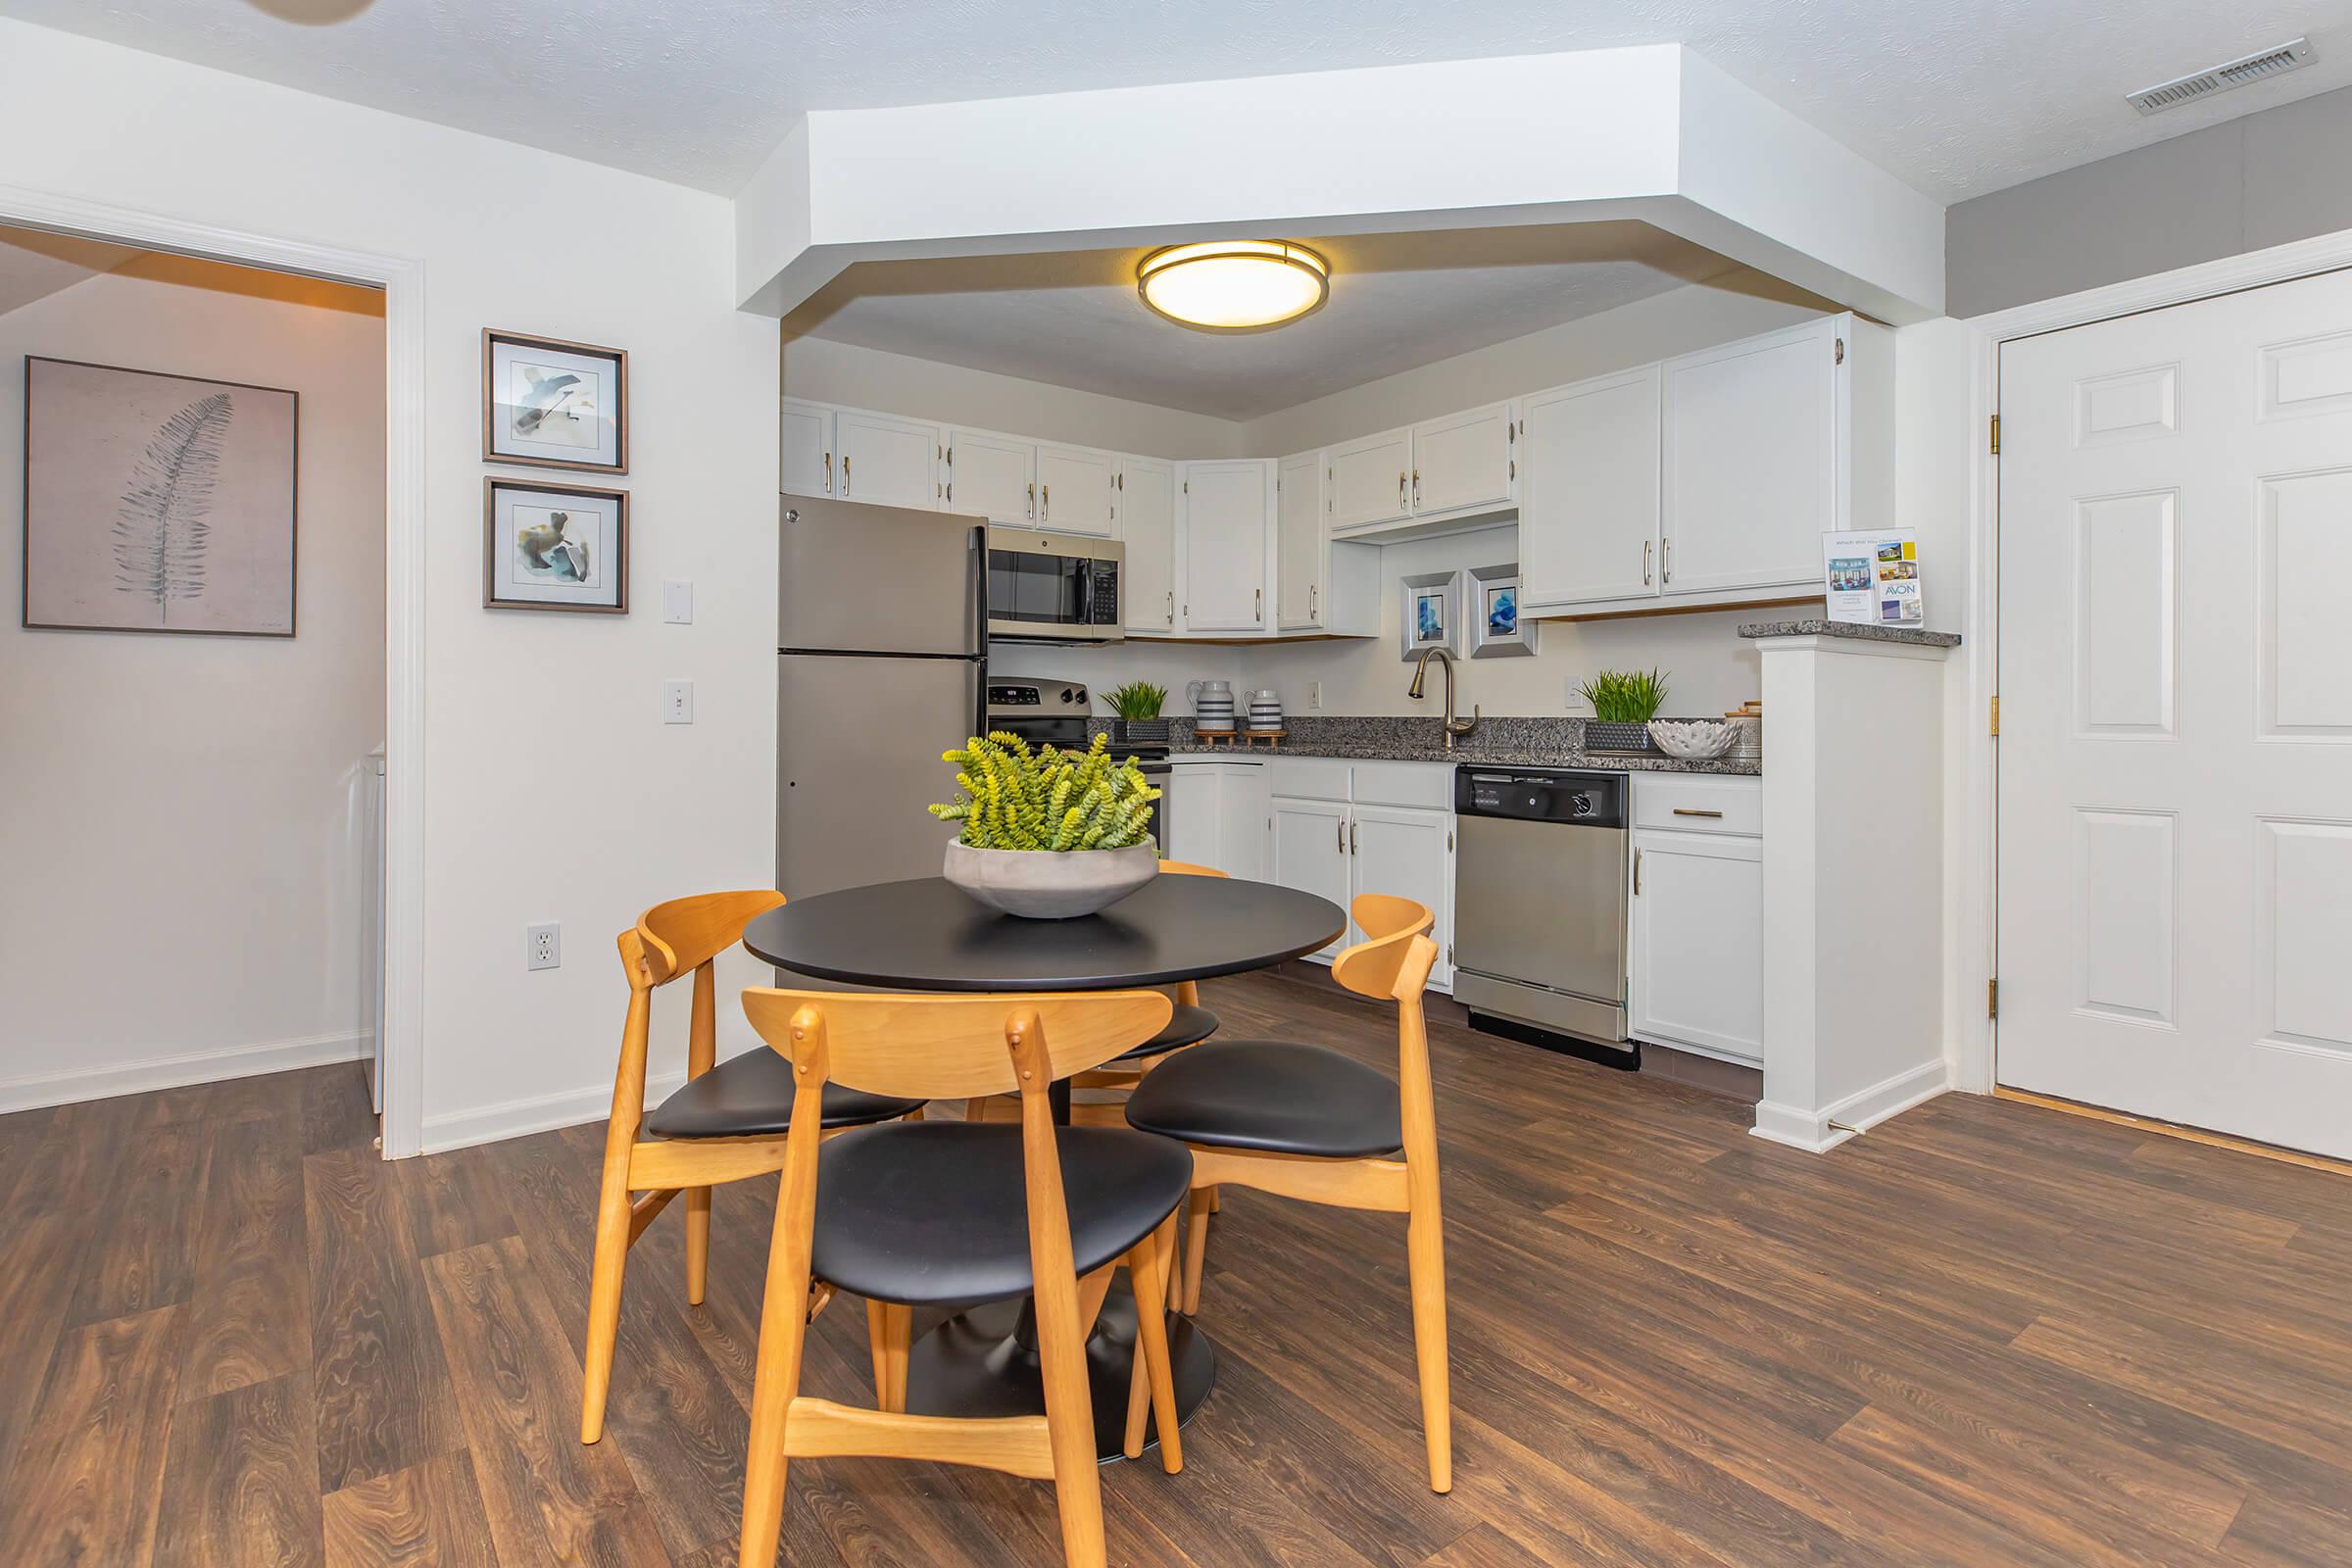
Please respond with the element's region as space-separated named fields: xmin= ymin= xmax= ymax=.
xmin=1105 ymin=715 xmax=1761 ymax=775
xmin=1740 ymin=618 xmax=1962 ymax=648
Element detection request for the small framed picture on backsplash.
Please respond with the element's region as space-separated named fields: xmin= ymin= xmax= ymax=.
xmin=1399 ymin=567 xmax=1462 ymax=662
xmin=1467 ymin=561 xmax=1537 ymax=659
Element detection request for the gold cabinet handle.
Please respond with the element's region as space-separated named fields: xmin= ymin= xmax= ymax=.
xmin=1634 ymin=848 xmax=1643 ymax=895
xmin=1166 ymin=590 xmax=1174 ymax=625
xmin=1672 ymin=808 xmax=1725 ymax=818
xmin=843 ymin=455 xmax=851 ymax=495
xmin=823 ymin=452 xmax=833 ymax=492
xmin=1642 ymin=539 xmax=1652 ymax=585
xmin=1336 ymin=816 xmax=1344 ymax=853
xmin=1042 ymin=482 xmax=1050 ymax=521
xmin=1398 ymin=470 xmax=1406 ymax=508
xmin=1662 ymin=537 xmax=1674 ymax=584
xmin=1026 ymin=480 xmax=1034 ymax=519
xmin=1254 ymin=587 xmax=1262 ymax=620
xmin=1412 ymin=468 xmax=1421 ymax=509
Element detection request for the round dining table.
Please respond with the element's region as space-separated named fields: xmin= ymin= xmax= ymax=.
xmin=742 ymin=872 xmax=1347 ymax=1460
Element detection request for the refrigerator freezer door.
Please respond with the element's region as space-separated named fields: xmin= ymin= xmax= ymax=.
xmin=778 ymin=653 xmax=983 ymax=898
xmin=779 ymin=494 xmax=985 ymax=657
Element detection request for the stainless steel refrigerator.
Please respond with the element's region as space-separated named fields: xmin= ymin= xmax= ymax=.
xmin=777 ymin=494 xmax=987 ymax=899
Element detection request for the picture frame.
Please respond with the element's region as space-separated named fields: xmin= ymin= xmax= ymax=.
xmin=483 ymin=476 xmax=629 ymax=613
xmin=23 ymin=356 xmax=299 ymax=637
xmin=482 ymin=328 xmax=627 ymax=474
xmin=1398 ymin=567 xmax=1462 ymax=661
xmin=1467 ymin=561 xmax=1537 ymax=658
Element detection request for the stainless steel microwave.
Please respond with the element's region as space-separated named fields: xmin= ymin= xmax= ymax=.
xmin=985 ymin=527 xmax=1124 ymax=643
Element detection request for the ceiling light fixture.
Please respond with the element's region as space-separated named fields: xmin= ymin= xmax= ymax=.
xmin=1136 ymin=240 xmax=1330 ymax=332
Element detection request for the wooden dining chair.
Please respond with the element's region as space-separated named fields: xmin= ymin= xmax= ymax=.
xmin=580 ymin=891 xmax=926 ymax=1446
xmin=734 ymin=986 xmax=1192 ymax=1568
xmin=1121 ymin=893 xmax=1450 ymax=1492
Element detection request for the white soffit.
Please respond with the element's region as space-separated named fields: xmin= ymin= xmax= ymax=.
xmin=738 ymin=47 xmax=1947 ymax=325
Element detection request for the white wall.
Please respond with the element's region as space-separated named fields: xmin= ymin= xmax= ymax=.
xmin=0 ymin=259 xmax=385 ymax=1109
xmin=0 ymin=20 xmax=780 ymax=1149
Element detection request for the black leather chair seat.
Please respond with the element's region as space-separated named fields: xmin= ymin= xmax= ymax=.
xmin=1113 ymin=1000 xmax=1221 ymax=1062
xmin=642 ymin=1050 xmax=922 ymax=1139
xmin=1123 ymin=1040 xmax=1403 ymax=1158
xmin=810 ymin=1121 xmax=1192 ymax=1307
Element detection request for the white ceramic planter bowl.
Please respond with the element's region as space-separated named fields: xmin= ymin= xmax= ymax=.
xmin=1645 ymin=719 xmax=1739 ymax=760
xmin=943 ymin=838 xmax=1159 ymax=919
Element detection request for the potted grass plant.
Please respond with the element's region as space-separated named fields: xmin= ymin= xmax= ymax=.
xmin=1579 ymin=667 xmax=1669 ymax=753
xmin=929 ymin=732 xmax=1161 ymax=917
xmin=1105 ymin=680 xmax=1171 ymax=749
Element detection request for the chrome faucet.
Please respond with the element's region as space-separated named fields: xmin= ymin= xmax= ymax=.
xmin=1407 ymin=646 xmax=1480 ymax=752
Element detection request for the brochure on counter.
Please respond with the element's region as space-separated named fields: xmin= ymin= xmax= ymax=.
xmin=1824 ymin=531 xmax=1923 ymax=626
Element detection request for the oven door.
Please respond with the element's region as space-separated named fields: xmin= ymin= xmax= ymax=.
xmin=986 ymin=528 xmax=1123 ymax=642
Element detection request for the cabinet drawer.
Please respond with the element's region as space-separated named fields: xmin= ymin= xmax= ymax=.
xmin=1267 ymin=757 xmax=1351 ymax=801
xmin=1629 ymin=773 xmax=1760 ymax=836
xmin=1348 ymin=760 xmax=1452 ymax=809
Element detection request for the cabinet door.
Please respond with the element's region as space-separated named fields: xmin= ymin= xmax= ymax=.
xmin=1116 ymin=455 xmax=1178 ymax=634
xmin=1630 ymin=829 xmax=1763 ymax=1062
xmin=1520 ymin=368 xmax=1660 ymax=610
xmin=1410 ymin=402 xmax=1513 ymax=516
xmin=1350 ymin=805 xmax=1454 ymax=988
xmin=945 ymin=429 xmax=1033 ymax=523
xmin=1276 ymin=450 xmax=1323 ymax=629
xmin=1183 ymin=461 xmax=1270 ymax=632
xmin=1327 ymin=427 xmax=1411 ymax=531
xmin=1271 ymin=797 xmax=1352 ymax=958
xmin=1661 ymin=318 xmax=1837 ymax=596
xmin=1037 ymin=443 xmax=1117 ymax=537
xmin=781 ymin=399 xmax=835 ymax=496
xmin=835 ymin=410 xmax=940 ymax=510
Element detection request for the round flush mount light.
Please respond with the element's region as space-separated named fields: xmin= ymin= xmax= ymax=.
xmin=1136 ymin=240 xmax=1330 ymax=332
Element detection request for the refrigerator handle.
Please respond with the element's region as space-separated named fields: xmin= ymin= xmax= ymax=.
xmin=967 ymin=525 xmax=989 ymax=656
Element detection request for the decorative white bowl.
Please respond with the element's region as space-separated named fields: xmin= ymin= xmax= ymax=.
xmin=1645 ymin=719 xmax=1740 ymax=760
xmin=943 ymin=838 xmax=1159 ymax=919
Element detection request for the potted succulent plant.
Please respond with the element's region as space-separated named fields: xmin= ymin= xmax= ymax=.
xmin=1578 ymin=667 xmax=1669 ymax=753
xmin=1105 ymin=680 xmax=1171 ymax=748
xmin=929 ymin=732 xmax=1161 ymax=917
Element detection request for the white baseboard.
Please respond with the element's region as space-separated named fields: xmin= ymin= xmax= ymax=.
xmin=417 ymin=1068 xmax=685 ymax=1156
xmin=1750 ymin=1057 xmax=1950 ymax=1154
xmin=0 ymin=1030 xmax=371 ymax=1116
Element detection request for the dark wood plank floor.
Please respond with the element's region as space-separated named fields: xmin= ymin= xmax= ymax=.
xmin=4 ymin=970 xmax=2350 ymax=1566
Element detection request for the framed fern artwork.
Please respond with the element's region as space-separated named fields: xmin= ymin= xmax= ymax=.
xmin=22 ymin=357 xmax=298 ymax=637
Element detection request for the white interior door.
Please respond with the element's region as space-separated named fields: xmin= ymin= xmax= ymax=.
xmin=1997 ymin=268 xmax=2352 ymax=1158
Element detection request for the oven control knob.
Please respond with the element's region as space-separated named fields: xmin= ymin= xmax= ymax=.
xmin=1073 ymin=687 xmax=1086 ymax=705
xmin=1060 ymin=688 xmax=1075 ymax=704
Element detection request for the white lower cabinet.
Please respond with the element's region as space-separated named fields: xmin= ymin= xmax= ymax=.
xmin=1270 ymin=796 xmax=1353 ymax=958
xmin=1349 ymin=805 xmax=1455 ymax=990
xmin=1263 ymin=760 xmax=1457 ymax=990
xmin=1163 ymin=761 xmax=1267 ymax=882
xmin=1628 ymin=776 xmax=1763 ymax=1064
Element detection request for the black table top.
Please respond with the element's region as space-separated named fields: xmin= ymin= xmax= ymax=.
xmin=743 ymin=875 xmax=1348 ymax=992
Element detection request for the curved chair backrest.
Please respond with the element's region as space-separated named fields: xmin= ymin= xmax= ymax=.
xmin=1335 ymin=896 xmax=1436 ymax=1003
xmin=741 ymin=988 xmax=1174 ymax=1102
xmin=1156 ymin=858 xmax=1230 ymax=879
xmin=624 ymin=889 xmax=788 ymax=990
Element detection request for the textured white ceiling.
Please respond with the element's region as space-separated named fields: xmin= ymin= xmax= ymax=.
xmin=1 ymin=1 xmax=2345 ymax=201
xmin=783 ymin=224 xmax=1743 ymax=418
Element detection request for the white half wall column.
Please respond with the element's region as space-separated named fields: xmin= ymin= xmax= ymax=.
xmin=1749 ymin=625 xmax=1959 ymax=1152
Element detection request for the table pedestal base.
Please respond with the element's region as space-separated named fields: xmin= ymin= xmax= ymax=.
xmin=903 ymin=1285 xmax=1214 ymax=1463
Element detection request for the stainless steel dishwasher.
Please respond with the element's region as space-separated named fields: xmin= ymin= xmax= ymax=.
xmin=1450 ymin=766 xmax=1635 ymax=1063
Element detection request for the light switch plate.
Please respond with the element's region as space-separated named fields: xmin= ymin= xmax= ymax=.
xmin=662 ymin=680 xmax=694 ymax=724
xmin=662 ymin=579 xmax=693 ymax=624
xmin=526 ymin=922 xmax=561 ymax=971
xmin=1308 ymin=680 xmax=1323 ymax=710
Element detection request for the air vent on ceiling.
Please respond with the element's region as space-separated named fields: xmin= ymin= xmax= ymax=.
xmin=2128 ymin=36 xmax=2315 ymax=116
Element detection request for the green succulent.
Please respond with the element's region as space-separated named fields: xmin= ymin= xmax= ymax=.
xmin=928 ymin=731 xmax=1160 ymax=852
xmin=1104 ymin=680 xmax=1167 ymax=720
xmin=1579 ymin=667 xmax=1669 ymax=723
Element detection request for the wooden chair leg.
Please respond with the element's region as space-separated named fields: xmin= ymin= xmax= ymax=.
xmin=1037 ymin=1272 xmax=1106 ymax=1568
xmin=1180 ymin=1187 xmax=1214 ymax=1314
xmin=740 ymin=1171 xmax=816 ymax=1568
xmin=1123 ymin=1213 xmax=1183 ymax=1473
xmin=579 ymin=1152 xmax=635 ymax=1444
xmin=684 ymin=1186 xmax=712 ymax=1306
xmin=865 ymin=1298 xmax=911 ymax=1414
xmin=962 ymin=1096 xmax=996 ymax=1124
xmin=1405 ymin=1182 xmax=1451 ymax=1494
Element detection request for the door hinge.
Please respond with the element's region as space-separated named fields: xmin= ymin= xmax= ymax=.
xmin=1835 ymin=336 xmax=1845 ymax=365
xmin=1988 ymin=415 xmax=2001 ymax=455
xmin=1989 ymin=695 xmax=2001 ymax=736
xmin=1986 ymin=978 xmax=1998 ymax=1018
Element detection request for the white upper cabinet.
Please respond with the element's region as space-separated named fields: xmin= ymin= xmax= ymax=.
xmin=1276 ymin=450 xmax=1323 ymax=630
xmin=1182 ymin=460 xmax=1271 ymax=633
xmin=834 ymin=410 xmax=940 ymax=510
xmin=1328 ymin=427 xmax=1412 ymax=532
xmin=1037 ymin=443 xmax=1117 ymax=537
xmin=1519 ymin=367 xmax=1661 ymax=612
xmin=1661 ymin=315 xmax=1839 ymax=596
xmin=1409 ymin=401 xmax=1514 ymax=517
xmin=945 ymin=428 xmax=1033 ymax=523
xmin=1115 ymin=455 xmax=1178 ymax=634
xmin=781 ymin=398 xmax=835 ymax=496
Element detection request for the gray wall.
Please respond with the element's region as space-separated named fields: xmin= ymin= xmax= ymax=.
xmin=1947 ymin=83 xmax=2352 ymax=318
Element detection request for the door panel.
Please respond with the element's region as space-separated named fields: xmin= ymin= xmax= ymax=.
xmin=836 ymin=411 xmax=939 ymax=510
xmin=1117 ymin=456 xmax=1178 ymax=633
xmin=1520 ymin=368 xmax=1659 ymax=609
xmin=1998 ymin=267 xmax=2352 ymax=1157
xmin=1328 ymin=428 xmax=1411 ymax=531
xmin=781 ymin=399 xmax=834 ymax=496
xmin=779 ymin=496 xmax=981 ymax=656
xmin=1351 ymin=806 xmax=1452 ymax=987
xmin=1038 ymin=444 xmax=1116 ymax=537
xmin=1270 ymin=797 xmax=1350 ymax=958
xmin=1277 ymin=451 xmax=1322 ymax=629
xmin=947 ymin=429 xmax=1034 ymax=524
xmin=1661 ymin=319 xmax=1834 ymax=594
xmin=779 ymin=654 xmax=980 ymax=899
xmin=1183 ymin=461 xmax=1268 ymax=632
xmin=1410 ymin=402 xmax=1512 ymax=516
xmin=1630 ymin=830 xmax=1762 ymax=1063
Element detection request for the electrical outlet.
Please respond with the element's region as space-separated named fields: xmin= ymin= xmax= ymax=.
xmin=1566 ymin=684 xmax=1592 ymax=713
xmin=662 ymin=579 xmax=694 ymax=624
xmin=662 ymin=679 xmax=694 ymax=724
xmin=526 ymin=922 xmax=561 ymax=971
